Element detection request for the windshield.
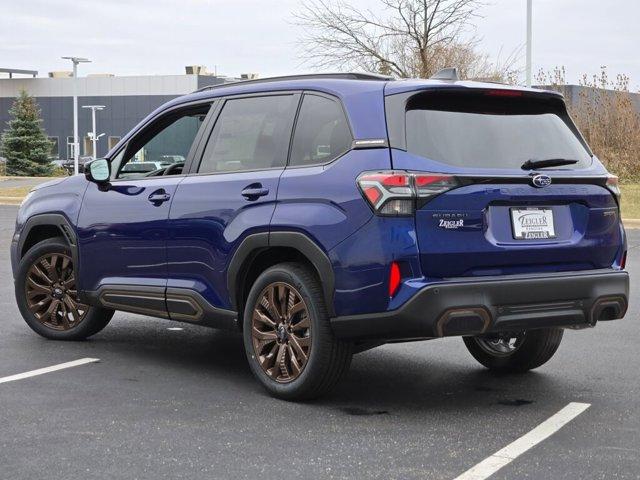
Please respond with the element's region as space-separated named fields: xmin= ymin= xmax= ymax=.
xmin=405 ymin=91 xmax=592 ymax=170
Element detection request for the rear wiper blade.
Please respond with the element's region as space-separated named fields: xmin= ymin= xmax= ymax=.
xmin=521 ymin=158 xmax=579 ymax=170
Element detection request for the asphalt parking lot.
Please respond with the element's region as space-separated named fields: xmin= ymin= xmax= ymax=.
xmin=0 ymin=204 xmax=638 ymax=480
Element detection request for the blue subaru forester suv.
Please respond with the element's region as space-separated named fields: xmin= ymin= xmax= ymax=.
xmin=11 ymin=71 xmax=629 ymax=400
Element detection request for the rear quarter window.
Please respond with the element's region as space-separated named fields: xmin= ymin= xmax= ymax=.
xmin=289 ymin=94 xmax=352 ymax=167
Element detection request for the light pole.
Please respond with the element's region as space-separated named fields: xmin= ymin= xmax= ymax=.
xmin=82 ymin=105 xmax=105 ymax=160
xmin=526 ymin=0 xmax=533 ymax=88
xmin=61 ymin=56 xmax=91 ymax=174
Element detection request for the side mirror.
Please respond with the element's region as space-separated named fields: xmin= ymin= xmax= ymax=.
xmin=85 ymin=159 xmax=110 ymax=185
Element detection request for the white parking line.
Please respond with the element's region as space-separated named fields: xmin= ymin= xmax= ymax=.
xmin=453 ymin=402 xmax=591 ymax=480
xmin=0 ymin=358 xmax=100 ymax=384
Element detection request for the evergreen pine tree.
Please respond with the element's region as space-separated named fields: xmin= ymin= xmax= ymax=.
xmin=0 ymin=90 xmax=53 ymax=176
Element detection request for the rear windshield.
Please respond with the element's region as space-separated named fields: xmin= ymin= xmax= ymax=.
xmin=405 ymin=91 xmax=592 ymax=170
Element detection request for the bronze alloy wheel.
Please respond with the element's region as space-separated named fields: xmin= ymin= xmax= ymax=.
xmin=25 ymin=252 xmax=87 ymax=331
xmin=474 ymin=332 xmax=527 ymax=357
xmin=251 ymin=282 xmax=311 ymax=383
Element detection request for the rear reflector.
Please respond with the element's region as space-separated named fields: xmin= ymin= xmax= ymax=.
xmin=389 ymin=262 xmax=401 ymax=297
xmin=357 ymin=170 xmax=460 ymax=216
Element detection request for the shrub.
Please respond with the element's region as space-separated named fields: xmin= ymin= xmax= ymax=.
xmin=536 ymin=67 xmax=640 ymax=183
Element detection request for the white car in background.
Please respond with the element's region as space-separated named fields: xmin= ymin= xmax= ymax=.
xmin=157 ymin=155 xmax=185 ymax=167
xmin=118 ymin=161 xmax=166 ymax=177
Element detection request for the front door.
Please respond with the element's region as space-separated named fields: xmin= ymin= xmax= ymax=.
xmin=167 ymin=93 xmax=300 ymax=320
xmin=77 ymin=102 xmax=212 ymax=316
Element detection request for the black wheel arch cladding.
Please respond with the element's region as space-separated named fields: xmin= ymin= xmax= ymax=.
xmin=227 ymin=231 xmax=336 ymax=317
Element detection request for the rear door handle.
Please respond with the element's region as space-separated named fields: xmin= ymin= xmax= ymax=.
xmin=148 ymin=190 xmax=171 ymax=204
xmin=241 ymin=185 xmax=269 ymax=200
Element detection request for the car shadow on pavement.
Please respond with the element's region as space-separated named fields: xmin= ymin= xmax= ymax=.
xmin=76 ymin=318 xmax=573 ymax=414
xmin=59 ymin=318 xmax=256 ymax=386
xmin=326 ymin=345 xmax=570 ymax=412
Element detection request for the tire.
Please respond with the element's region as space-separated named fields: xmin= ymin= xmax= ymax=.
xmin=242 ymin=262 xmax=352 ymax=400
xmin=15 ymin=237 xmax=114 ymax=341
xmin=463 ymin=328 xmax=564 ymax=373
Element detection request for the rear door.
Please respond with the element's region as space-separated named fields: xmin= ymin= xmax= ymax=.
xmin=386 ymin=88 xmax=623 ymax=278
xmin=166 ymin=92 xmax=300 ymax=316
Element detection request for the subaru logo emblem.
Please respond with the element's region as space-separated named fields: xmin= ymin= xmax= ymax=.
xmin=532 ymin=174 xmax=552 ymax=188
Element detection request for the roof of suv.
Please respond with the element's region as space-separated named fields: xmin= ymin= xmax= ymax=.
xmin=176 ymin=72 xmax=562 ymax=104
xmin=121 ymin=73 xmax=564 ymax=155
xmin=180 ymin=74 xmax=391 ymax=106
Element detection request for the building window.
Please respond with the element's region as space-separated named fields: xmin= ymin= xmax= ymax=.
xmin=66 ymin=136 xmax=75 ymax=160
xmin=84 ymin=135 xmax=93 ymax=157
xmin=108 ymin=136 xmax=121 ymax=150
xmin=48 ymin=137 xmax=59 ymax=159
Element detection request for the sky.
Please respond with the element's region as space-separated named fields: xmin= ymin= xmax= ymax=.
xmin=0 ymin=0 xmax=639 ymax=89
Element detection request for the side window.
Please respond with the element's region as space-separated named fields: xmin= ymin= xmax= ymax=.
xmin=116 ymin=104 xmax=211 ymax=179
xmin=198 ymin=95 xmax=297 ymax=174
xmin=289 ymin=94 xmax=352 ymax=167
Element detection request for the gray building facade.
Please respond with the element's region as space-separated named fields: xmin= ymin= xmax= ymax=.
xmin=0 ymin=72 xmax=236 ymax=160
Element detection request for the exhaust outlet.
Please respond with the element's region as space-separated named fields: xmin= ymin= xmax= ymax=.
xmin=436 ymin=307 xmax=491 ymax=337
xmin=591 ymin=296 xmax=627 ymax=323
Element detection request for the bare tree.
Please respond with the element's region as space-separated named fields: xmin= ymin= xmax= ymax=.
xmin=294 ymin=0 xmax=518 ymax=81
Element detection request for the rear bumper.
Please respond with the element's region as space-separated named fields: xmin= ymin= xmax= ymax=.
xmin=330 ymin=269 xmax=629 ymax=341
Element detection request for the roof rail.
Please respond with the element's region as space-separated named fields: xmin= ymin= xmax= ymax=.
xmin=192 ymin=72 xmax=394 ymax=93
xmin=430 ymin=67 xmax=459 ymax=81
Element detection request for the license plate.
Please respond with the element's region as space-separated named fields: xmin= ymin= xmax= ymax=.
xmin=510 ymin=208 xmax=556 ymax=239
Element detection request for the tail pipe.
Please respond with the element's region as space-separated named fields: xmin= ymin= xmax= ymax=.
xmin=591 ymin=296 xmax=627 ymax=323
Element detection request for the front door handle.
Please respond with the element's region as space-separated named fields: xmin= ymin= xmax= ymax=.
xmin=241 ymin=184 xmax=269 ymax=200
xmin=148 ymin=190 xmax=171 ymax=204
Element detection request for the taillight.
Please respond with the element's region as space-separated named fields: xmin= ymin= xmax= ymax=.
xmin=357 ymin=171 xmax=413 ymax=216
xmin=357 ymin=171 xmax=459 ymax=216
xmin=606 ymin=175 xmax=621 ymax=204
xmin=388 ymin=261 xmax=401 ymax=297
xmin=414 ymin=174 xmax=458 ymax=197
xmin=620 ymin=251 xmax=627 ymax=270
